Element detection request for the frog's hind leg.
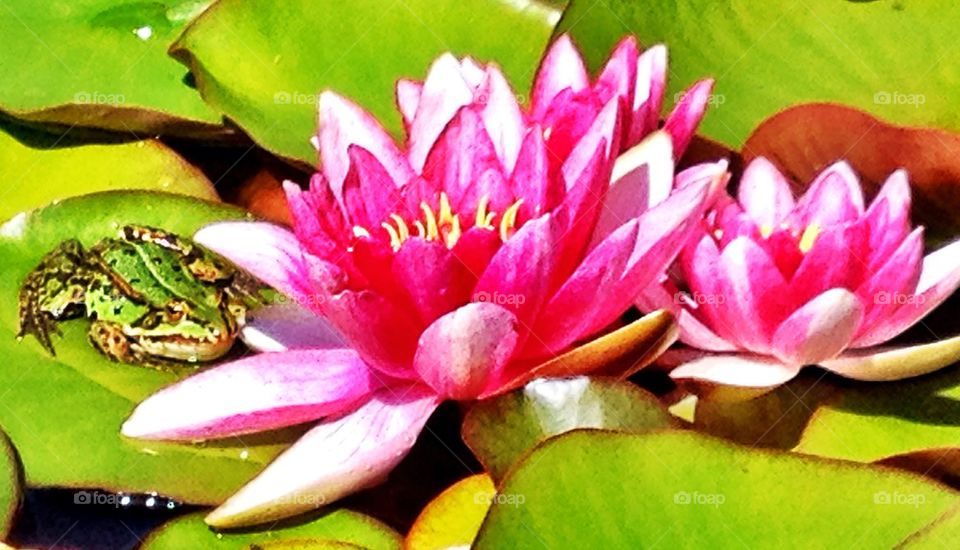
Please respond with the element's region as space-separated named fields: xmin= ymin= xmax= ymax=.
xmin=87 ymin=320 xmax=175 ymax=370
xmin=17 ymin=240 xmax=91 ymax=355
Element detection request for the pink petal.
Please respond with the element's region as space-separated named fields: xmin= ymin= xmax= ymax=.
xmin=407 ymin=54 xmax=478 ymax=172
xmin=714 ymin=236 xmax=791 ymax=353
xmin=478 ymin=66 xmax=524 ymax=172
xmin=635 ymin=272 xmax=738 ymax=353
xmin=205 ymin=386 xmax=440 ymax=528
xmin=854 ymin=239 xmax=960 ymax=347
xmin=771 ymin=288 xmax=864 ymax=365
xmin=662 ymin=78 xmax=713 ymax=156
xmin=737 ymin=157 xmax=796 ymax=228
xmin=561 ymin=97 xmax=620 ymax=187
xmin=322 ymin=289 xmax=423 ymax=380
xmin=627 ymin=44 xmax=667 ymax=144
xmin=414 ymin=303 xmax=519 ymax=399
xmin=667 ymin=351 xmax=802 ymax=398
xmin=822 ymin=334 xmax=960 ymax=381
xmin=531 ymin=171 xmax=714 ymax=354
xmin=787 ymin=222 xmax=868 ymax=308
xmin=318 ymin=92 xmax=413 ymax=198
xmin=595 ymin=36 xmax=639 ymax=105
xmin=510 ymin=125 xmax=559 ymax=219
xmin=853 ymin=228 xmax=924 ymax=341
xmin=122 ymin=349 xmax=378 ymax=440
xmin=393 ymin=237 xmax=473 ymax=325
xmin=340 ymin=146 xmax=404 ymax=227
xmin=474 ymin=213 xmax=561 ymax=329
xmin=863 ymin=170 xmax=912 ymax=270
xmin=678 ymin=233 xmax=738 ymax=345
xmin=283 ymin=179 xmax=346 ymax=259
xmin=589 ymin=130 xmax=674 ymax=248
xmin=193 ymin=222 xmax=318 ymax=312
xmin=531 ymin=35 xmax=589 ymax=120
xmin=396 ymin=78 xmax=423 ymax=130
xmin=240 ymin=303 xmax=346 ymax=353
xmin=788 ymin=161 xmax=865 ymax=227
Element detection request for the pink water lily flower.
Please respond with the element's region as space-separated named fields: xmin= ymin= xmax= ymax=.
xmin=639 ymin=158 xmax=960 ymax=400
xmin=122 ymin=38 xmax=724 ymax=527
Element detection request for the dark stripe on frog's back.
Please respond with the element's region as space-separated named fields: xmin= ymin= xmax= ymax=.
xmin=129 ymin=240 xmax=223 ymax=312
xmin=90 ymin=239 xmax=181 ymax=309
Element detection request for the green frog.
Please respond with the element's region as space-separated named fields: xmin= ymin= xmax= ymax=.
xmin=17 ymin=225 xmax=258 ymax=366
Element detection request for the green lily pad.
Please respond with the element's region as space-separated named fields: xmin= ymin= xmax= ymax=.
xmin=142 ymin=510 xmax=401 ymax=550
xmin=171 ymin=0 xmax=567 ymax=163
xmin=462 ymin=377 xmax=676 ymax=480
xmin=0 ymin=430 xmax=23 ymax=539
xmin=475 ymin=430 xmax=960 ymax=547
xmin=558 ymin=0 xmax=960 ymax=147
xmin=0 ymin=0 xmax=226 ymax=137
xmin=0 ymin=128 xmax=218 ymax=221
xmin=0 ymin=191 xmax=300 ymax=504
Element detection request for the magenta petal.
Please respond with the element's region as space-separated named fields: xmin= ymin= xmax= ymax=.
xmin=561 ymin=97 xmax=620 ymax=186
xmin=193 ymin=222 xmax=318 ymax=311
xmin=122 ymin=349 xmax=378 ymax=440
xmin=737 ymin=157 xmax=796 ymax=228
xmin=531 ymin=35 xmax=589 ymax=120
xmin=341 ymin=146 xmax=404 ymax=226
xmin=595 ymin=36 xmax=639 ymax=104
xmin=636 ymin=283 xmax=738 ymax=352
xmin=205 ymin=386 xmax=440 ymax=528
xmin=241 ymin=303 xmax=346 ymax=353
xmin=407 ymin=54 xmax=477 ymax=172
xmin=668 ymin=351 xmax=802 ymax=392
xmin=788 ymin=222 xmax=868 ymax=308
xmin=478 ymin=66 xmax=524 ymax=172
xmin=863 ymin=170 xmax=912 ymax=270
xmin=318 ymin=92 xmax=413 ymax=198
xmin=392 ymin=238 xmax=472 ymax=324
xmin=822 ymin=334 xmax=960 ymax=381
xmin=414 ymin=303 xmax=519 ymax=399
xmin=662 ymin=78 xmax=713 ymax=156
xmin=789 ymin=161 xmax=865 ymax=227
xmin=854 ymin=239 xmax=960 ymax=347
xmin=510 ymin=125 xmax=557 ymax=219
xmin=771 ymin=288 xmax=864 ymax=366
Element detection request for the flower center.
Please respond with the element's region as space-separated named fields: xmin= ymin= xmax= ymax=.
xmin=758 ymin=223 xmax=821 ymax=253
xmin=353 ymin=192 xmax=524 ymax=251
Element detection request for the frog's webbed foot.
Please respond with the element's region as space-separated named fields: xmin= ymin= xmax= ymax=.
xmin=87 ymin=320 xmax=187 ymax=372
xmin=17 ymin=239 xmax=90 ymax=355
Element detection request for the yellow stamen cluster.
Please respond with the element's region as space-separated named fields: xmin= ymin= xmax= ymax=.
xmin=355 ymin=192 xmax=524 ymax=251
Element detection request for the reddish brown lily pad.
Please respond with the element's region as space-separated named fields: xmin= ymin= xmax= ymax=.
xmin=743 ymin=103 xmax=960 ymax=244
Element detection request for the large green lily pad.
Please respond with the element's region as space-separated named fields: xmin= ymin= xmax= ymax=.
xmin=0 ymin=430 xmax=22 ymax=539
xmin=142 ymin=510 xmax=401 ymax=550
xmin=476 ymin=430 xmax=960 ymax=547
xmin=0 ymin=128 xmax=217 ymax=221
xmin=557 ymin=0 xmax=960 ymax=147
xmin=462 ymin=377 xmax=676 ymax=480
xmin=0 ymin=0 xmax=226 ymax=136
xmin=171 ymin=0 xmax=567 ymax=163
xmin=0 ymin=191 xmax=300 ymax=504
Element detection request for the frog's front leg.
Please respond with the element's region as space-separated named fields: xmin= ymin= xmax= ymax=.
xmin=87 ymin=320 xmax=170 ymax=369
xmin=18 ymin=240 xmax=91 ymax=355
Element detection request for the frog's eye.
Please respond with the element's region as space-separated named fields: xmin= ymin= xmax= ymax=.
xmin=140 ymin=312 xmax=162 ymax=330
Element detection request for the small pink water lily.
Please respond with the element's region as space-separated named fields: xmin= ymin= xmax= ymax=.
xmin=122 ymin=36 xmax=724 ymax=527
xmin=639 ymin=158 xmax=960 ymax=400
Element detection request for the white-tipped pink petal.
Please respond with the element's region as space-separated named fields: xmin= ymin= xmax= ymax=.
xmin=662 ymin=78 xmax=713 ymax=156
xmin=193 ymin=222 xmax=318 ymax=311
xmin=478 ymin=67 xmax=524 ymax=172
xmin=561 ymin=97 xmax=621 ymax=186
xmin=855 ymin=239 xmax=960 ymax=347
xmin=240 ymin=303 xmax=346 ymax=353
xmin=789 ymin=161 xmax=865 ymax=227
xmin=407 ymin=54 xmax=477 ymax=172
xmin=396 ymin=78 xmax=423 ymax=129
xmin=771 ymin=288 xmax=864 ymax=366
xmin=589 ymin=131 xmax=674 ymax=247
xmin=318 ymin=92 xmax=413 ymax=197
xmin=121 ymin=349 xmax=378 ymax=440
xmin=738 ymin=157 xmax=796 ymax=227
xmin=665 ymin=351 xmax=803 ymax=401
xmin=635 ymin=282 xmax=739 ymax=352
xmin=628 ymin=44 xmax=667 ymax=142
xmin=821 ymin=334 xmax=960 ymax=381
xmin=531 ymin=35 xmax=590 ymax=119
xmin=204 ymin=386 xmax=440 ymax=528
xmin=414 ymin=303 xmax=519 ymax=400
